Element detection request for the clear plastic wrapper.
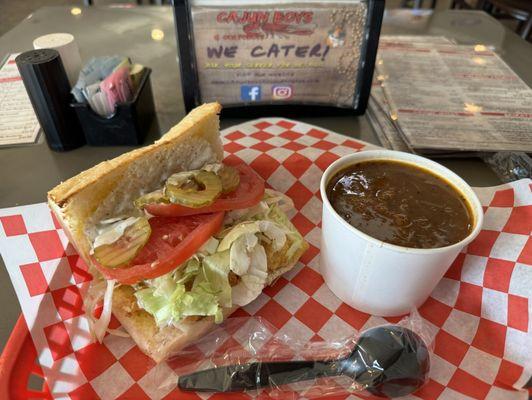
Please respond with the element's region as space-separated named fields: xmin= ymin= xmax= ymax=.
xmin=163 ymin=312 xmax=434 ymax=398
xmin=482 ymin=152 xmax=532 ymax=183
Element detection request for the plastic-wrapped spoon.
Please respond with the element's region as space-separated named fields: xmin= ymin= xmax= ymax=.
xmin=178 ymin=325 xmax=430 ymax=398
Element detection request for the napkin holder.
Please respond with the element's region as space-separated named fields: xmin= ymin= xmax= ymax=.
xmin=70 ymin=68 xmax=158 ymax=146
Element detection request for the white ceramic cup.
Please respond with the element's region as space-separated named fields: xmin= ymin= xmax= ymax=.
xmin=320 ymin=150 xmax=483 ymax=316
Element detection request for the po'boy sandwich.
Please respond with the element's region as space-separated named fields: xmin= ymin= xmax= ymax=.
xmin=48 ymin=103 xmax=308 ymax=362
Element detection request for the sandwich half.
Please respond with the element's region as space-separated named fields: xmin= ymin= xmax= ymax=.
xmin=48 ymin=103 xmax=308 ymax=362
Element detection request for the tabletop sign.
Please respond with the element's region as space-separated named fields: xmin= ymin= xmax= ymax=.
xmin=173 ymin=0 xmax=384 ymax=117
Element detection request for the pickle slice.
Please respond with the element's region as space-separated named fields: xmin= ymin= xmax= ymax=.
xmin=218 ymin=165 xmax=240 ymax=194
xmin=165 ymin=170 xmax=222 ymax=208
xmin=94 ymin=217 xmax=151 ymax=268
xmin=134 ymin=189 xmax=169 ymax=209
xmin=203 ymin=164 xmax=240 ymax=194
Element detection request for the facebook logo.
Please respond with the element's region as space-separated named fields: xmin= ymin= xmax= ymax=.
xmin=241 ymin=85 xmax=261 ymax=101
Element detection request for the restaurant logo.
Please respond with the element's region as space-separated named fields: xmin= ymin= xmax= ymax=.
xmin=272 ymin=85 xmax=293 ymax=100
xmin=216 ymin=11 xmax=316 ymax=38
xmin=241 ymin=85 xmax=261 ymax=101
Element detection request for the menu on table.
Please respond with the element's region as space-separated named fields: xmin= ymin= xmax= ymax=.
xmin=0 ymin=54 xmax=40 ymax=147
xmin=375 ymin=38 xmax=532 ymax=153
xmin=368 ymin=36 xmax=454 ymax=153
xmin=368 ymin=80 xmax=411 ymax=152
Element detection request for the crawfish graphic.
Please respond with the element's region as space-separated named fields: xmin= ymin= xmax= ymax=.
xmin=243 ymin=22 xmax=315 ymax=38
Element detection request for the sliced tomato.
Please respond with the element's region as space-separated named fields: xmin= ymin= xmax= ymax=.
xmin=145 ymin=164 xmax=265 ymax=217
xmin=94 ymin=212 xmax=224 ymax=284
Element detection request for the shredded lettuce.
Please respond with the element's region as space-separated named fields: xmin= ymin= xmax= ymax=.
xmin=92 ymin=279 xmax=116 ymax=342
xmin=181 ymin=286 xmax=223 ymax=323
xmin=202 ymin=250 xmax=232 ymax=308
xmin=232 ymin=244 xmax=268 ymax=306
xmin=229 ymin=233 xmax=257 ymax=275
xmin=176 ymin=258 xmax=201 ymax=284
xmin=135 ymin=286 xmax=178 ymax=325
xmin=132 ymin=190 xmax=307 ymax=328
xmin=265 ymin=205 xmax=306 ymax=261
xmin=223 ymin=201 xmax=269 ymax=225
xmin=134 ymin=251 xmax=231 ymax=327
xmin=135 ymin=277 xmax=224 ymax=326
xmin=264 ymin=188 xmax=295 ymax=213
xmin=218 ymin=221 xmax=286 ymax=251
xmin=150 ymin=273 xmax=177 ymax=298
xmin=198 ymin=237 xmax=220 ymax=256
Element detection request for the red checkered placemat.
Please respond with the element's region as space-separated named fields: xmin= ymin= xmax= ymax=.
xmin=0 ymin=118 xmax=531 ymax=400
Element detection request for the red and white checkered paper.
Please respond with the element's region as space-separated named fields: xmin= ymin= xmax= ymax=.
xmin=0 ymin=118 xmax=531 ymax=400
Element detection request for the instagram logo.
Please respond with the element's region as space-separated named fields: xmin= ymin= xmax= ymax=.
xmin=272 ymin=85 xmax=293 ymax=100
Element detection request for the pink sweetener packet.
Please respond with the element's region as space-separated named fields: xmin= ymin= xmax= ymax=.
xmin=99 ymin=66 xmax=133 ymax=112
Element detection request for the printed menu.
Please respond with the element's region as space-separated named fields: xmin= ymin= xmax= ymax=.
xmin=368 ymin=36 xmax=452 ymax=153
xmin=375 ymin=39 xmax=532 ymax=153
xmin=367 ymin=81 xmax=410 ymax=152
xmin=0 ymin=54 xmax=40 ymax=147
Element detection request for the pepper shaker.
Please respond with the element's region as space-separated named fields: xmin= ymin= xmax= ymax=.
xmin=16 ymin=49 xmax=85 ymax=151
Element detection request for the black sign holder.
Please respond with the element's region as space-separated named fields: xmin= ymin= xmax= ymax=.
xmin=173 ymin=0 xmax=384 ymax=118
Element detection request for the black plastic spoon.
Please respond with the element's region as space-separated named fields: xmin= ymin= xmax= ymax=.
xmin=178 ymin=325 xmax=430 ymax=398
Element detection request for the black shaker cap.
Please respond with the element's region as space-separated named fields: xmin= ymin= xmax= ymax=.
xmin=16 ymin=48 xmax=60 ymax=65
